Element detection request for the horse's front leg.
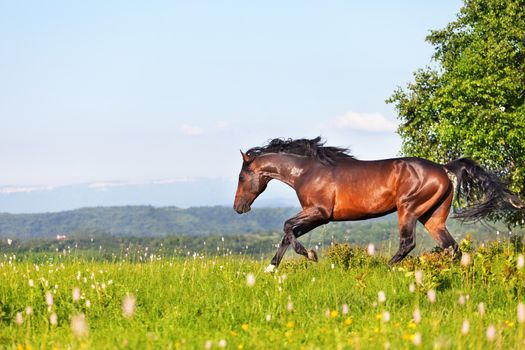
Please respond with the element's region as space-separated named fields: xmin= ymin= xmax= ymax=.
xmin=265 ymin=207 xmax=329 ymax=273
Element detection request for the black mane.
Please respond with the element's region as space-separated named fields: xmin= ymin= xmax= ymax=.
xmin=246 ymin=137 xmax=354 ymax=165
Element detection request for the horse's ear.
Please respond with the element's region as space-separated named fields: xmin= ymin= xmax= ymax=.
xmin=240 ymin=150 xmax=251 ymax=163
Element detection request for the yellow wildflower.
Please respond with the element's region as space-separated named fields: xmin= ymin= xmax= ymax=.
xmin=403 ymin=333 xmax=416 ymax=341
xmin=344 ymin=318 xmax=353 ymax=326
xmin=330 ymin=310 xmax=339 ymax=318
xmin=241 ymin=324 xmax=249 ymax=331
xmin=286 ymin=321 xmax=295 ymax=328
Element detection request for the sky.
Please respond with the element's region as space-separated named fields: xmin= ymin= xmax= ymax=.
xmin=0 ymin=1 xmax=463 ymax=211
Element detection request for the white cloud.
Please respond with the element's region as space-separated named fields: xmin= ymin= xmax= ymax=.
xmin=87 ymin=182 xmax=126 ymax=191
xmin=87 ymin=180 xmax=147 ymax=191
xmin=216 ymin=120 xmax=229 ymax=130
xmin=0 ymin=186 xmax=54 ymax=194
xmin=180 ymin=124 xmax=203 ymax=136
xmin=152 ymin=177 xmax=195 ymax=185
xmin=88 ymin=178 xmax=195 ymax=191
xmin=333 ymin=111 xmax=397 ymax=132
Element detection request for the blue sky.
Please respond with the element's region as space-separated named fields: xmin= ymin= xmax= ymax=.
xmin=0 ymin=1 xmax=463 ymax=209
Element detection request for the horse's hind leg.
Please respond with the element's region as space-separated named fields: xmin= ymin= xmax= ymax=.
xmin=419 ymin=189 xmax=459 ymax=256
xmin=389 ymin=208 xmax=417 ymax=265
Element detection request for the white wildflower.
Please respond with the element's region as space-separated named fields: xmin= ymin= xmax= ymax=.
xmin=246 ymin=273 xmax=256 ymax=287
xmin=342 ymin=303 xmax=349 ymax=315
xmin=15 ymin=312 xmax=23 ymax=325
xmin=478 ymin=302 xmax=485 ymax=317
xmin=518 ymin=303 xmax=525 ymax=323
xmin=413 ymin=332 xmax=422 ymax=346
xmin=413 ymin=308 xmax=421 ymax=324
xmin=460 ymin=253 xmax=471 ymax=267
xmin=71 ymin=314 xmax=89 ymax=338
xmin=378 ymin=291 xmax=386 ymax=303
xmin=461 ymin=319 xmax=470 ymax=335
xmin=122 ymin=294 xmax=136 ymax=318
xmin=486 ymin=325 xmax=496 ymax=341
xmin=427 ymin=289 xmax=436 ymax=304
xmin=72 ymin=287 xmax=81 ymax=302
xmin=287 ymin=300 xmax=294 ymax=312
xmin=415 ymin=270 xmax=423 ymax=285
xmin=367 ymin=243 xmax=375 ymax=256
xmin=518 ymin=254 xmax=524 ymax=269
xmin=45 ymin=291 xmax=54 ymax=307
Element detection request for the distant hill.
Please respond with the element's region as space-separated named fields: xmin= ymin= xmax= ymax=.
xmin=0 ymin=205 xmax=510 ymax=249
xmin=0 ymin=179 xmax=298 ymax=213
xmin=0 ymin=206 xmax=300 ymax=239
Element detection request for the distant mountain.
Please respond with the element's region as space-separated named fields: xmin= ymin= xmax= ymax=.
xmin=0 ymin=206 xmax=299 ymax=240
xmin=0 ymin=178 xmax=298 ymax=213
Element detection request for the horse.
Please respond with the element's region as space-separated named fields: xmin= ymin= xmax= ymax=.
xmin=233 ymin=137 xmax=524 ymax=273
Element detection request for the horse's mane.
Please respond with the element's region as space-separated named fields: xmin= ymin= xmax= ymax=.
xmin=245 ymin=137 xmax=354 ymax=165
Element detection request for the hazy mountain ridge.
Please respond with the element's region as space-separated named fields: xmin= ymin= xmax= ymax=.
xmin=0 ymin=179 xmax=298 ymax=213
xmin=0 ymin=206 xmax=299 ymax=240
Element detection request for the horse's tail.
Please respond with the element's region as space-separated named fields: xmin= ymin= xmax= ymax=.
xmin=443 ymin=158 xmax=525 ymax=222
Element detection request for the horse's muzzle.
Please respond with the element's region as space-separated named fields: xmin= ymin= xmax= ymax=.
xmin=234 ymin=203 xmax=251 ymax=214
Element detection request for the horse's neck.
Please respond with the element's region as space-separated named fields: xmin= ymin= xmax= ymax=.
xmin=258 ymin=154 xmax=307 ymax=188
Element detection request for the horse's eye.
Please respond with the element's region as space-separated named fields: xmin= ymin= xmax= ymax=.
xmin=239 ymin=175 xmax=245 ymax=181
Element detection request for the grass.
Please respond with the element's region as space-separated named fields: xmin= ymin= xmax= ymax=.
xmin=1 ymin=237 xmax=525 ymax=349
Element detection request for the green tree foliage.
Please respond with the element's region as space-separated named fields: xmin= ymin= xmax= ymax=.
xmin=387 ymin=0 xmax=525 ymax=223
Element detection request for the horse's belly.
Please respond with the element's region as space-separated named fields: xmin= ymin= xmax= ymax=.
xmin=332 ymin=208 xmax=396 ymax=221
xmin=332 ymin=189 xmax=396 ymax=221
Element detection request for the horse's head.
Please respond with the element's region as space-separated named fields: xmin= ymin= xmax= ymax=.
xmin=233 ymin=150 xmax=270 ymax=214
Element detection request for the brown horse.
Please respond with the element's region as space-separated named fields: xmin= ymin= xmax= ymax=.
xmin=233 ymin=137 xmax=523 ymax=272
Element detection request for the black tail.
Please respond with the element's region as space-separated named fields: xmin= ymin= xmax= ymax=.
xmin=444 ymin=158 xmax=524 ymax=222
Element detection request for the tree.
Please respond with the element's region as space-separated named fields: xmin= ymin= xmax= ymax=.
xmin=387 ymin=0 xmax=525 ymax=224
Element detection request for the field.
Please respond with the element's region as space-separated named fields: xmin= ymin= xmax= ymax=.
xmin=1 ymin=236 xmax=525 ymax=349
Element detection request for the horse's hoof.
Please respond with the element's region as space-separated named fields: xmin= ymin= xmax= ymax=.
xmin=264 ymin=264 xmax=276 ymax=273
xmin=307 ymin=249 xmax=318 ymax=262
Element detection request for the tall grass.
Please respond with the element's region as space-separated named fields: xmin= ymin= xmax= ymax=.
xmin=1 ymin=237 xmax=524 ymax=349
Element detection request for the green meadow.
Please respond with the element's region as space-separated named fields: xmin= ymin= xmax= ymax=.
xmin=1 ymin=236 xmax=525 ymax=350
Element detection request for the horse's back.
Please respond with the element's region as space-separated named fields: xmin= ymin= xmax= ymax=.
xmin=330 ymin=157 xmax=450 ymax=221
